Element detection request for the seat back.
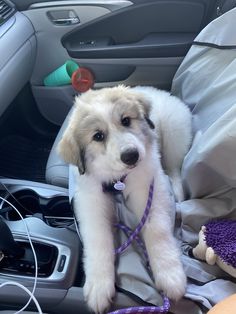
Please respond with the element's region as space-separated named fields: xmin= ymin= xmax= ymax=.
xmin=172 ymin=7 xmax=236 ymax=200
xmin=171 ymin=7 xmax=236 ymax=309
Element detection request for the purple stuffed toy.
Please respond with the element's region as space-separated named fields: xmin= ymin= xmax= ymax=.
xmin=192 ymin=220 xmax=236 ymax=277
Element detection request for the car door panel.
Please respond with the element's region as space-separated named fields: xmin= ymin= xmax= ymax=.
xmin=62 ymin=1 xmax=207 ymax=59
xmin=23 ymin=0 xmax=217 ymax=126
xmin=60 ymin=0 xmax=216 ymax=90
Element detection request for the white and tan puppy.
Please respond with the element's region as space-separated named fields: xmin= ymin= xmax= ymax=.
xmin=58 ymin=85 xmax=192 ymax=313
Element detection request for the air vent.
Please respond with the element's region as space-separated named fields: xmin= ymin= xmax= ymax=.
xmin=0 ymin=0 xmax=16 ymax=25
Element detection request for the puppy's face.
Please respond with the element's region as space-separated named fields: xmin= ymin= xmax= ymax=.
xmin=58 ymin=86 xmax=155 ymax=183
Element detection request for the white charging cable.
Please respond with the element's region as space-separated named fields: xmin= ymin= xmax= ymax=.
xmin=0 ymin=281 xmax=42 ymax=313
xmin=0 ymin=196 xmax=43 ymax=314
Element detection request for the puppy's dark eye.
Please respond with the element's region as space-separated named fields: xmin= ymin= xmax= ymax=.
xmin=93 ymin=131 xmax=105 ymax=142
xmin=121 ymin=117 xmax=131 ymax=127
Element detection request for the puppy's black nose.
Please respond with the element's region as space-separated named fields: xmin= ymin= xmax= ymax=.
xmin=121 ymin=149 xmax=139 ymax=166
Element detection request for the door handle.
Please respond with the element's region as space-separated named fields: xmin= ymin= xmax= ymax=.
xmin=52 ymin=17 xmax=79 ymax=25
xmin=47 ymin=10 xmax=80 ymax=26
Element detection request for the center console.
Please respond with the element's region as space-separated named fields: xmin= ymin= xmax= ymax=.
xmin=0 ymin=178 xmax=87 ymax=313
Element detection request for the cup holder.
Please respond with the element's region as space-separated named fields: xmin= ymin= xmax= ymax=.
xmin=46 ymin=196 xmax=72 ymax=217
xmin=0 ymin=189 xmax=73 ymax=226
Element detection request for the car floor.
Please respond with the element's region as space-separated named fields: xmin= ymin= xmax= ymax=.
xmin=0 ymin=84 xmax=59 ymax=183
xmin=0 ymin=134 xmax=52 ymax=182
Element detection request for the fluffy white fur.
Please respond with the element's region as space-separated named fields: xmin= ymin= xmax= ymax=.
xmin=58 ymin=86 xmax=192 ymax=313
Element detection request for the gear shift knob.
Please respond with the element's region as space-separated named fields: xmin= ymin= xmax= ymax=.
xmin=0 ymin=218 xmax=25 ymax=257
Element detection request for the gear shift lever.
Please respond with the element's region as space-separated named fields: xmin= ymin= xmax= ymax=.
xmin=0 ymin=218 xmax=25 ymax=258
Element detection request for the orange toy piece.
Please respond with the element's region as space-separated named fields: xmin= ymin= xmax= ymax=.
xmin=207 ymin=294 xmax=236 ymax=314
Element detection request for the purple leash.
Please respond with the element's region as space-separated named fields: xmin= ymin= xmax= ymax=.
xmin=108 ymin=179 xmax=170 ymax=314
xmin=114 ymin=179 xmax=154 ymax=255
xmin=114 ymin=223 xmax=150 ymax=266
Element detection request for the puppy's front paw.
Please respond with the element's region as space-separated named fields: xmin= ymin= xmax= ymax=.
xmin=84 ymin=277 xmax=115 ymax=314
xmin=154 ymin=264 xmax=186 ymax=301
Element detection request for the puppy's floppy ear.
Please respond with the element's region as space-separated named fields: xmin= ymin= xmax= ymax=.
xmin=144 ymin=115 xmax=155 ymax=129
xmin=137 ymin=94 xmax=155 ymax=130
xmin=57 ymin=129 xmax=86 ymax=175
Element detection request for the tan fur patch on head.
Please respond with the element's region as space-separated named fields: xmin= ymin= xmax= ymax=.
xmin=77 ymin=85 xmax=151 ymax=111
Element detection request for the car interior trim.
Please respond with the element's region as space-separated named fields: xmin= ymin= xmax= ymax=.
xmin=29 ymin=0 xmax=133 ymax=11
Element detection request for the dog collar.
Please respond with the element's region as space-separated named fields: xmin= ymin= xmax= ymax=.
xmin=102 ymin=175 xmax=127 ymax=194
